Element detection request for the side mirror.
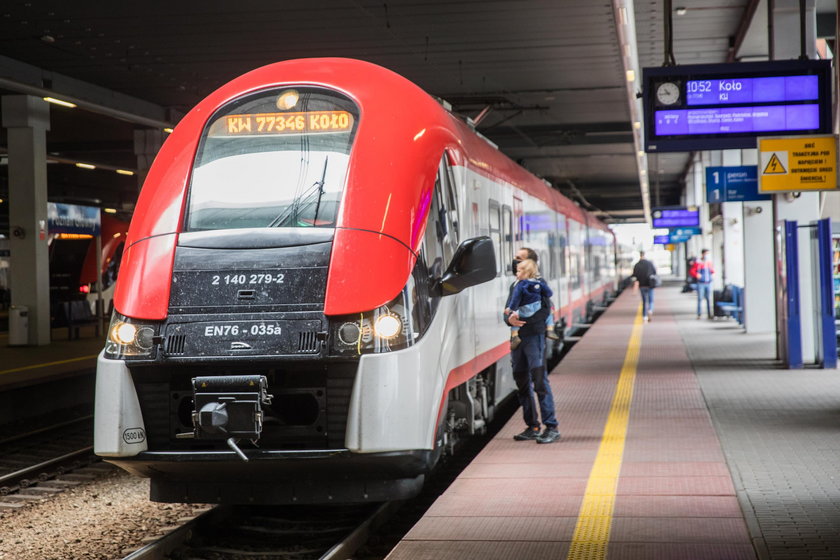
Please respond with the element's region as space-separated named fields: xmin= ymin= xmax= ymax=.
xmin=435 ymin=236 xmax=496 ymax=297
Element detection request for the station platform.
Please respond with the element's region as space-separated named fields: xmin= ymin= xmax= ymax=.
xmin=387 ymin=285 xmax=840 ymax=560
xmin=0 ymin=324 xmax=102 ymax=390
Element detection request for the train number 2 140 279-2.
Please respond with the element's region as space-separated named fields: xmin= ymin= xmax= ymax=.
xmin=211 ymin=273 xmax=285 ymax=285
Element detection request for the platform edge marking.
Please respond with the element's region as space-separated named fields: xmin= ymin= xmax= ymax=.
xmin=566 ymin=304 xmax=643 ymax=560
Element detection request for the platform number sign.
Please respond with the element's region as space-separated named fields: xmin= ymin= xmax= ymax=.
xmin=705 ymin=165 xmax=769 ymax=203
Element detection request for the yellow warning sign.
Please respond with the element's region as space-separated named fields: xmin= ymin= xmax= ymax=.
xmin=758 ymin=135 xmax=838 ymax=192
xmin=763 ymin=153 xmax=787 ymax=174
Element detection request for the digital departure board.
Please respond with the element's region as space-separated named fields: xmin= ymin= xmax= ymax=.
xmin=651 ymin=207 xmax=700 ymax=228
xmin=642 ymin=60 xmax=831 ymax=153
xmin=208 ymin=110 xmax=354 ymax=137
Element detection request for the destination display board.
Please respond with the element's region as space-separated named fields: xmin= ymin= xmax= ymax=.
xmin=651 ymin=207 xmax=700 ymax=228
xmin=643 ymin=60 xmax=831 ymax=153
xmin=208 ymin=110 xmax=354 ymax=137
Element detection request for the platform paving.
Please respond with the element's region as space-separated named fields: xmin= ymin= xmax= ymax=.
xmin=0 ymin=325 xmax=102 ymax=389
xmin=672 ymin=286 xmax=840 ymax=560
xmin=387 ymin=284 xmax=840 ymax=560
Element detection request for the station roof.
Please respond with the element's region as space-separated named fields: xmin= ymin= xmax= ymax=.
xmin=0 ymin=1 xmax=835 ymax=228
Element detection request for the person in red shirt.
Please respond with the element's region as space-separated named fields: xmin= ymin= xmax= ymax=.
xmin=689 ymin=249 xmax=715 ymax=319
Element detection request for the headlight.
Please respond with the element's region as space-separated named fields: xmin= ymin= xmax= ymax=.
xmin=104 ymin=312 xmax=160 ymax=359
xmin=373 ymin=313 xmax=402 ymax=339
xmin=328 ymin=291 xmax=413 ymax=356
xmin=327 ymin=260 xmax=435 ymax=357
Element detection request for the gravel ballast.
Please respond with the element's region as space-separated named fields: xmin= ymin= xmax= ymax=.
xmin=0 ymin=466 xmax=207 ymax=560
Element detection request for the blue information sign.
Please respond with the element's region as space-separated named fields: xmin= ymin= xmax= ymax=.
xmin=651 ymin=207 xmax=700 ymax=228
xmin=654 ymin=233 xmax=690 ymax=245
xmin=670 ymin=227 xmax=701 ymax=236
xmin=47 ymin=202 xmax=101 ymax=235
xmin=705 ymin=165 xmax=771 ymax=203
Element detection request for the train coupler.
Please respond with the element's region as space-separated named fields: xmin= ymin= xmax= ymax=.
xmin=179 ymin=375 xmax=273 ymax=461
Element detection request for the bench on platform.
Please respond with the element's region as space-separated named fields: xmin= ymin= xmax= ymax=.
xmin=61 ymin=300 xmax=101 ymax=340
xmin=716 ymin=285 xmax=743 ymax=325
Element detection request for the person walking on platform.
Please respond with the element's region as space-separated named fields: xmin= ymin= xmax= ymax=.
xmin=690 ymin=248 xmax=715 ymax=319
xmin=631 ymin=250 xmax=657 ymax=322
xmin=505 ymin=248 xmax=560 ymax=444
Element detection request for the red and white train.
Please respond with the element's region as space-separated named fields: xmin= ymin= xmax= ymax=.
xmin=94 ymin=58 xmax=619 ymax=504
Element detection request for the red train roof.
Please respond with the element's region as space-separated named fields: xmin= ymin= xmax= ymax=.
xmin=115 ymin=58 xmax=610 ymax=319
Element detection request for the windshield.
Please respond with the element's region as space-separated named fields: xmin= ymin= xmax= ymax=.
xmin=185 ymin=87 xmax=359 ymax=231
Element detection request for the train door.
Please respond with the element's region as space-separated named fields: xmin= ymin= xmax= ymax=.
xmin=428 ymin=154 xmax=471 ymax=373
xmin=553 ymin=213 xmax=569 ymax=314
xmin=568 ymin=220 xmax=583 ymax=308
xmin=582 ymin=222 xmax=593 ymax=298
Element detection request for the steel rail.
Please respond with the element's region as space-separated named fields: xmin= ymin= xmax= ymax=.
xmin=0 ymin=446 xmax=94 ymax=493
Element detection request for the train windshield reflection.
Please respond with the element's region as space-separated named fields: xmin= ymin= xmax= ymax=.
xmin=186 ymin=88 xmax=359 ymax=231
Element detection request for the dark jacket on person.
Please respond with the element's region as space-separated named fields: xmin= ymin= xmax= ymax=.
xmin=504 ymin=280 xmax=550 ymax=337
xmin=632 ymin=258 xmax=657 ymax=288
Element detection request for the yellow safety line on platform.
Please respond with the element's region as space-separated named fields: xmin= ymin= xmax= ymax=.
xmin=0 ymin=354 xmax=99 ymax=376
xmin=566 ymin=304 xmax=644 ymax=560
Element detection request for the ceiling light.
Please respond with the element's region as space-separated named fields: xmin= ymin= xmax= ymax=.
xmin=640 ymin=169 xmax=647 ymax=176
xmin=163 ymin=127 xmax=174 ymax=134
xmin=103 ymin=208 xmax=117 ymax=214
xmin=675 ymin=7 xmax=687 ymax=15
xmin=75 ymin=162 xmax=96 ymax=170
xmin=43 ymin=96 xmax=77 ymax=108
xmin=638 ymin=150 xmax=645 ymax=157
xmin=619 ymin=6 xmax=628 ymax=25
xmin=115 ymin=169 xmax=135 ymax=176
xmin=633 ymin=121 xmax=641 ymax=130
xmin=626 ymin=70 xmax=636 ymax=82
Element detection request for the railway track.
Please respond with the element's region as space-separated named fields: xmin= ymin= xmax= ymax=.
xmin=0 ymin=415 xmax=100 ymax=505
xmin=122 ymin=502 xmax=399 ymax=560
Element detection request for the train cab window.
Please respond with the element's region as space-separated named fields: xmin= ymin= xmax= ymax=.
xmin=422 ymin=178 xmax=447 ymax=281
xmin=442 ymin=155 xmax=460 ymax=245
xmin=502 ymin=205 xmax=513 ymax=275
xmin=185 ymin=87 xmax=359 ymax=231
xmin=488 ymin=200 xmax=502 ymax=277
xmin=433 ymin=157 xmax=459 ymax=265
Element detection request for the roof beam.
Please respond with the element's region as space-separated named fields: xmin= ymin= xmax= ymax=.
xmin=0 ymin=55 xmax=176 ymax=129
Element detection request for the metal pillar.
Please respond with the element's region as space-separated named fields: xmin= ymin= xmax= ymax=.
xmin=770 ymin=0 xmax=820 ymax=362
xmin=721 ymin=150 xmax=745 ymax=287
xmin=1 ymin=95 xmax=51 ymax=345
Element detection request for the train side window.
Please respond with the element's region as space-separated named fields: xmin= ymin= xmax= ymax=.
xmin=488 ymin=199 xmax=502 ymax=277
xmin=548 ymin=233 xmax=558 ymax=280
xmin=501 ymin=205 xmax=513 ymax=275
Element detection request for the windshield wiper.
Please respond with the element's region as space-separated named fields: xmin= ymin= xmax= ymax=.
xmin=311 ymin=156 xmax=329 ymax=226
xmin=266 ymin=157 xmax=329 ymax=228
